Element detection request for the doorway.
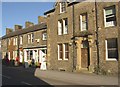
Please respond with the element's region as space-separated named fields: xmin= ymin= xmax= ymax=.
xmin=81 ymin=40 xmax=90 ymax=69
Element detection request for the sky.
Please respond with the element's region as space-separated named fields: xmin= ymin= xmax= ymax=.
xmin=1 ymin=2 xmax=54 ymax=36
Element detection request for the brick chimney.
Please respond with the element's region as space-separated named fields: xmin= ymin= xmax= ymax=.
xmin=14 ymin=25 xmax=22 ymax=31
xmin=6 ymin=28 xmax=13 ymax=35
xmin=38 ymin=16 xmax=47 ymax=24
xmin=25 ymin=21 xmax=34 ymax=28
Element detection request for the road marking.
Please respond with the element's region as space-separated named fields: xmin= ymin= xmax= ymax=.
xmin=21 ymin=81 xmax=32 ymax=85
xmin=0 ymin=74 xmax=11 ymax=79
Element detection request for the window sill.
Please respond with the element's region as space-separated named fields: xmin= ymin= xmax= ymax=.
xmin=104 ymin=25 xmax=117 ymax=29
xmin=58 ymin=34 xmax=69 ymax=36
xmin=64 ymin=59 xmax=68 ymax=61
xmin=106 ymin=59 xmax=118 ymax=62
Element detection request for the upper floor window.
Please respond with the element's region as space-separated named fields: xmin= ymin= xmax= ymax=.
xmin=42 ymin=33 xmax=47 ymax=40
xmin=28 ymin=34 xmax=31 ymax=44
xmin=31 ymin=33 xmax=34 ymax=43
xmin=104 ymin=5 xmax=116 ymax=27
xmin=60 ymin=2 xmax=66 ymax=13
xmin=13 ymin=38 xmax=15 ymax=45
xmin=80 ymin=13 xmax=88 ymax=31
xmin=58 ymin=18 xmax=68 ymax=35
xmin=16 ymin=37 xmax=17 ymax=45
xmin=28 ymin=33 xmax=34 ymax=44
xmin=105 ymin=38 xmax=118 ymax=61
xmin=8 ymin=39 xmax=11 ymax=45
xmin=63 ymin=18 xmax=68 ymax=34
xmin=58 ymin=20 xmax=63 ymax=35
xmin=13 ymin=37 xmax=17 ymax=46
xmin=20 ymin=36 xmax=23 ymax=45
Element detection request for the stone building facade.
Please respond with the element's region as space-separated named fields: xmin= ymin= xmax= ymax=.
xmin=1 ymin=1 xmax=119 ymax=75
xmin=44 ymin=1 xmax=119 ymax=74
xmin=2 ymin=17 xmax=47 ymax=65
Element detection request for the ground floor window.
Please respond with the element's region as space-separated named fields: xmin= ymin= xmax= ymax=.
xmin=105 ymin=38 xmax=118 ymax=60
xmin=64 ymin=43 xmax=69 ymax=60
xmin=58 ymin=44 xmax=63 ymax=60
xmin=13 ymin=51 xmax=17 ymax=60
xmin=2 ymin=52 xmax=6 ymax=59
xmin=58 ymin=43 xmax=69 ymax=60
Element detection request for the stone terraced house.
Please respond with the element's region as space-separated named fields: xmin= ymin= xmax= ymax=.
xmin=2 ymin=16 xmax=47 ymax=65
xmin=1 ymin=1 xmax=120 ymax=75
xmin=44 ymin=1 xmax=120 ymax=75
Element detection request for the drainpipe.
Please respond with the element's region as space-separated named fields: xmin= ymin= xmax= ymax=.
xmin=7 ymin=38 xmax=8 ymax=58
xmin=17 ymin=35 xmax=20 ymax=58
xmin=72 ymin=2 xmax=76 ymax=72
xmin=95 ymin=1 xmax=100 ymax=74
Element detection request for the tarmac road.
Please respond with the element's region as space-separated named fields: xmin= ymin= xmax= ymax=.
xmin=2 ymin=65 xmax=53 ymax=86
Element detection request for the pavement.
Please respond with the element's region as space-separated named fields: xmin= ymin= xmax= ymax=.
xmin=34 ymin=68 xmax=119 ymax=85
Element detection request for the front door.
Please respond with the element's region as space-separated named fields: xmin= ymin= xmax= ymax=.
xmin=81 ymin=40 xmax=90 ymax=69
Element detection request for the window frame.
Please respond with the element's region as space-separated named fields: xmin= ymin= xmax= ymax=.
xmin=42 ymin=33 xmax=47 ymax=41
xmin=28 ymin=34 xmax=31 ymax=44
xmin=15 ymin=37 xmax=17 ymax=45
xmin=58 ymin=20 xmax=63 ymax=35
xmin=60 ymin=2 xmax=66 ymax=13
xmin=80 ymin=13 xmax=88 ymax=31
xmin=58 ymin=44 xmax=63 ymax=60
xmin=63 ymin=18 xmax=68 ymax=34
xmin=13 ymin=38 xmax=15 ymax=45
xmin=31 ymin=33 xmax=34 ymax=43
xmin=63 ymin=43 xmax=69 ymax=60
xmin=104 ymin=5 xmax=116 ymax=27
xmin=20 ymin=36 xmax=23 ymax=45
xmin=105 ymin=38 xmax=118 ymax=61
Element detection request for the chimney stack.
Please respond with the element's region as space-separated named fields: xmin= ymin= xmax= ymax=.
xmin=14 ymin=25 xmax=23 ymax=31
xmin=6 ymin=28 xmax=13 ymax=35
xmin=25 ymin=21 xmax=34 ymax=28
xmin=38 ymin=16 xmax=47 ymax=24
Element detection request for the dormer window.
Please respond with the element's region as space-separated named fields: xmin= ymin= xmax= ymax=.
xmin=60 ymin=2 xmax=66 ymax=13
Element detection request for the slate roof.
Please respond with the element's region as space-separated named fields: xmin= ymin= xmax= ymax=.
xmin=44 ymin=8 xmax=55 ymax=15
xmin=2 ymin=23 xmax=47 ymax=39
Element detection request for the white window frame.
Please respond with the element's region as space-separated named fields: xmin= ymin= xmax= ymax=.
xmin=20 ymin=36 xmax=23 ymax=45
xmin=16 ymin=37 xmax=18 ymax=45
xmin=63 ymin=43 xmax=69 ymax=60
xmin=42 ymin=33 xmax=47 ymax=40
xmin=8 ymin=52 xmax=10 ymax=60
xmin=80 ymin=13 xmax=88 ymax=31
xmin=28 ymin=34 xmax=30 ymax=44
xmin=104 ymin=6 xmax=116 ymax=27
xmin=63 ymin=18 xmax=68 ymax=34
xmin=58 ymin=44 xmax=63 ymax=60
xmin=60 ymin=2 xmax=66 ymax=13
xmin=31 ymin=33 xmax=34 ymax=43
xmin=105 ymin=39 xmax=117 ymax=61
xmin=13 ymin=38 xmax=16 ymax=45
xmin=58 ymin=20 xmax=63 ymax=35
